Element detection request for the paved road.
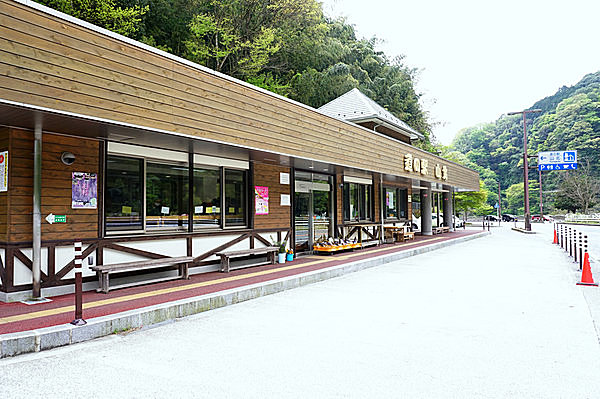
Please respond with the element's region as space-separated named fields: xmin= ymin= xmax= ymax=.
xmin=2 ymin=226 xmax=600 ymax=398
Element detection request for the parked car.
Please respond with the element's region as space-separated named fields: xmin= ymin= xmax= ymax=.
xmin=483 ymin=215 xmax=499 ymax=221
xmin=412 ymin=215 xmax=464 ymax=232
xmin=502 ymin=214 xmax=517 ymax=222
xmin=531 ymin=215 xmax=553 ymax=222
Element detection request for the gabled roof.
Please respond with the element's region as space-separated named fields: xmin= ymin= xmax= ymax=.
xmin=317 ymin=88 xmax=424 ymax=141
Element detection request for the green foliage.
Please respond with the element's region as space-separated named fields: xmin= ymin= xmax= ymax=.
xmin=39 ymin=0 xmax=437 ymax=150
xmin=36 ymin=0 xmax=148 ymax=36
xmin=450 ymin=71 xmax=600 ymax=213
xmin=454 ymin=181 xmax=492 ymax=216
xmin=556 ymin=161 xmax=600 ymax=213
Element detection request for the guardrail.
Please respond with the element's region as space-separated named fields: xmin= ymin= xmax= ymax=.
xmin=564 ymin=214 xmax=600 ymax=223
xmin=554 ymin=223 xmax=589 ymax=270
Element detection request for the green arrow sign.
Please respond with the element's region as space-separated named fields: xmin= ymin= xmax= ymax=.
xmin=45 ymin=213 xmax=67 ymax=224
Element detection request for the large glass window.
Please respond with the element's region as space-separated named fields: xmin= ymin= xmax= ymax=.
xmin=146 ymin=162 xmax=189 ymax=231
xmin=193 ymin=167 xmax=221 ymax=229
xmin=105 ymin=152 xmax=248 ymax=234
xmin=343 ymin=182 xmax=372 ymax=221
xmin=225 ymin=169 xmax=246 ymax=227
xmin=105 ymin=156 xmax=143 ymax=231
xmin=384 ymin=187 xmax=408 ymax=220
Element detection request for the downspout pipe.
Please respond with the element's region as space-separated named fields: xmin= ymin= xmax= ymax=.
xmin=32 ymin=118 xmax=42 ymax=298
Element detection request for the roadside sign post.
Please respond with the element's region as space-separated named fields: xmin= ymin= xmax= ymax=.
xmin=537 ymin=150 xmax=578 ymax=171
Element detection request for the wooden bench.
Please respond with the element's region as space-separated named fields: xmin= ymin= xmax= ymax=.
xmin=441 ymin=226 xmax=450 ymax=233
xmin=403 ymin=231 xmax=415 ymax=241
xmin=91 ymin=256 xmax=194 ymax=293
xmin=432 ymin=227 xmax=444 ymax=235
xmin=216 ymin=246 xmax=279 ymax=273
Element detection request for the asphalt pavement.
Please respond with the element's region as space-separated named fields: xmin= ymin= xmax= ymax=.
xmin=1 ymin=224 xmax=600 ymax=398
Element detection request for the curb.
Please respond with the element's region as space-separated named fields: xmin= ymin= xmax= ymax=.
xmin=1 ymin=231 xmax=489 ymax=358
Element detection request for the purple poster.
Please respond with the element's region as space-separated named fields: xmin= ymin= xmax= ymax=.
xmin=72 ymin=172 xmax=97 ymax=209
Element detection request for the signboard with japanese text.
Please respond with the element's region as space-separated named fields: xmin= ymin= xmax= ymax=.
xmin=538 ymin=150 xmax=578 ymax=171
xmin=255 ymin=186 xmax=269 ymax=215
xmin=71 ymin=172 xmax=97 ymax=209
xmin=0 ymin=151 xmax=7 ymax=192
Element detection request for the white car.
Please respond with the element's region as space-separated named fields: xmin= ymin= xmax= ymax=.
xmin=412 ymin=215 xmax=464 ymax=232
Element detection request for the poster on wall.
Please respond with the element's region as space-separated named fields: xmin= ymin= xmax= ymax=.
xmin=0 ymin=151 xmax=7 ymax=192
xmin=255 ymin=186 xmax=269 ymax=215
xmin=72 ymin=172 xmax=97 ymax=209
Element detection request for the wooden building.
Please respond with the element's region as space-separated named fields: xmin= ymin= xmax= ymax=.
xmin=0 ymin=0 xmax=479 ymax=301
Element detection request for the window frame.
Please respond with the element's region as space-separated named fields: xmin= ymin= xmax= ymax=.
xmin=105 ymin=147 xmax=249 ymax=236
xmin=343 ymin=182 xmax=373 ymax=222
xmin=383 ymin=186 xmax=408 ymax=222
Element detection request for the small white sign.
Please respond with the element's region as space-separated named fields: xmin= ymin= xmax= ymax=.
xmin=281 ymin=194 xmax=291 ymax=206
xmin=195 ymin=206 xmax=203 ymax=214
xmin=161 ymin=206 xmax=170 ymax=214
xmin=280 ymin=172 xmax=290 ymax=185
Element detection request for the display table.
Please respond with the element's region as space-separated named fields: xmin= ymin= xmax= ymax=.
xmin=344 ymin=223 xmax=382 ymax=247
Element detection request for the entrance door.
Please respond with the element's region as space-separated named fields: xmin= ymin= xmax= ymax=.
xmin=294 ymin=172 xmax=333 ymax=253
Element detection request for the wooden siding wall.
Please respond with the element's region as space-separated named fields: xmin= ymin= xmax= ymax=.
xmin=252 ymin=163 xmax=291 ymax=230
xmin=8 ymin=129 xmax=100 ymax=242
xmin=0 ymin=0 xmax=479 ymax=192
xmin=0 ymin=127 xmax=8 ymax=241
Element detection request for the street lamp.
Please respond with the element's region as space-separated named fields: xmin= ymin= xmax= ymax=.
xmin=507 ymin=108 xmax=542 ymax=231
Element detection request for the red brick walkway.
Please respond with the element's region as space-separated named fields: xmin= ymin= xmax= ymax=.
xmin=0 ymin=230 xmax=480 ymax=335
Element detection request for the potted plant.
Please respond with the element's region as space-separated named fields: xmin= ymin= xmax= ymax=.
xmin=271 ymin=237 xmax=287 ymax=263
xmin=286 ymin=249 xmax=294 ymax=262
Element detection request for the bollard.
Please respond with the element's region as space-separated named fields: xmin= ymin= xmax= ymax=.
xmin=573 ymin=230 xmax=581 ymax=263
xmin=579 ymin=231 xmax=583 ymax=270
xmin=569 ymin=227 xmax=573 ymax=257
xmin=560 ymin=224 xmax=564 ymax=249
xmin=583 ymin=235 xmax=588 ymax=271
xmin=70 ymin=241 xmax=86 ymax=326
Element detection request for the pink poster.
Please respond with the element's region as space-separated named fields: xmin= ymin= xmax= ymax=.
xmin=255 ymin=186 xmax=269 ymax=215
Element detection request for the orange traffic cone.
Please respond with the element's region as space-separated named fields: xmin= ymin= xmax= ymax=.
xmin=553 ymin=229 xmax=558 ymax=244
xmin=577 ymin=253 xmax=598 ymax=286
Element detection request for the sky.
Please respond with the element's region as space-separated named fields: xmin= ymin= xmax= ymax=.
xmin=321 ymin=0 xmax=600 ymax=145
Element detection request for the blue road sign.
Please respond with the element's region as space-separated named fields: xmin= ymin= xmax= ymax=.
xmin=538 ymin=163 xmax=578 ymax=171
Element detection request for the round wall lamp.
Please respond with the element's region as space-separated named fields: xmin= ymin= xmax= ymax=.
xmin=60 ymin=151 xmax=76 ymax=165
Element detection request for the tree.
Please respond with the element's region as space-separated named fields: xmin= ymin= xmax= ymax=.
xmin=454 ymin=181 xmax=492 ymax=217
xmin=36 ymin=0 xmax=147 ymax=36
xmin=556 ymin=161 xmax=600 ymax=213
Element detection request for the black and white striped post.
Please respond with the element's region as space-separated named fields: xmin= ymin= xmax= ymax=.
xmin=71 ymin=241 xmax=86 ymax=326
xmin=569 ymin=227 xmax=573 ymax=257
xmin=578 ymin=231 xmax=583 ymax=270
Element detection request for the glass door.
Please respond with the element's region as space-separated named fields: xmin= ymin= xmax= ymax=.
xmin=294 ymin=172 xmax=333 ymax=253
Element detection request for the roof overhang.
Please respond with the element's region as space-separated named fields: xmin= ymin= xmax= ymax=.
xmin=346 ymin=116 xmax=424 ymax=141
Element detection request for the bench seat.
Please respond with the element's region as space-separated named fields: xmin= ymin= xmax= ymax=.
xmin=216 ymin=246 xmax=279 ymax=272
xmin=403 ymin=231 xmax=415 ymax=241
xmin=91 ymin=256 xmax=194 ymax=293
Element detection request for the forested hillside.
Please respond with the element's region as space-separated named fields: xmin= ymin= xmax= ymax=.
xmin=35 ymin=0 xmax=434 ymax=149
xmin=450 ymin=71 xmax=600 ymax=214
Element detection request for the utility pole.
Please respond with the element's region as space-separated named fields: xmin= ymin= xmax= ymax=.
xmin=498 ymin=181 xmax=502 ymax=225
xmin=539 ymin=168 xmax=543 ymax=219
xmin=507 ymin=109 xmax=542 ymax=231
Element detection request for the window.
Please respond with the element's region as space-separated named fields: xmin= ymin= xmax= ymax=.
xmin=343 ymin=182 xmax=372 ymax=221
xmin=193 ymin=167 xmax=221 ymax=229
xmin=384 ymin=187 xmax=408 ymax=220
xmin=105 ymin=149 xmax=249 ymax=234
xmin=105 ymin=156 xmax=143 ymax=231
xmin=146 ymin=162 xmax=188 ymax=231
xmin=225 ymin=169 xmax=246 ymax=227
